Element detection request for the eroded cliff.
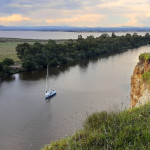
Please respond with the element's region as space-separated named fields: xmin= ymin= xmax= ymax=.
xmin=131 ymin=53 xmax=150 ymax=107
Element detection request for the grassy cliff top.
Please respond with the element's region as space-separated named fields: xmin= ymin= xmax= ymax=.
xmin=139 ymin=53 xmax=150 ymax=60
xmin=42 ymin=102 xmax=150 ymax=150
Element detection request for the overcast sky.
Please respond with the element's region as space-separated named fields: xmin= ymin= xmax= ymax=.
xmin=0 ymin=0 xmax=150 ymax=27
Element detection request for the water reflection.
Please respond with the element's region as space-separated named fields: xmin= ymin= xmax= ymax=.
xmin=0 ymin=75 xmax=16 ymax=82
xmin=0 ymin=52 xmax=116 ymax=83
xmin=16 ymin=54 xmax=112 ymax=81
xmin=19 ymin=69 xmax=46 ymax=81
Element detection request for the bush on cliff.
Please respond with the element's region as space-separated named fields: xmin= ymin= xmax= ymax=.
xmin=142 ymin=71 xmax=150 ymax=83
xmin=41 ymin=103 xmax=150 ymax=150
xmin=139 ymin=53 xmax=150 ymax=61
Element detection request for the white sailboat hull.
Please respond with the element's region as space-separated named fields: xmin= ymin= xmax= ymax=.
xmin=45 ymin=90 xmax=56 ymax=99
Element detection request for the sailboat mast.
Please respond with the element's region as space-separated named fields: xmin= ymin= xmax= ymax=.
xmin=46 ymin=65 xmax=48 ymax=91
xmin=46 ymin=65 xmax=50 ymax=90
xmin=47 ymin=65 xmax=49 ymax=77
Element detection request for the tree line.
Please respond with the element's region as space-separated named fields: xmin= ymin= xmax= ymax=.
xmin=16 ymin=33 xmax=150 ymax=71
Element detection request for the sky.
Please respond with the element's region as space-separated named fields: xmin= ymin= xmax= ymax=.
xmin=0 ymin=0 xmax=150 ymax=27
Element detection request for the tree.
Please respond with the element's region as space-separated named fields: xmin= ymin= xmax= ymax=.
xmin=48 ymin=40 xmax=56 ymax=45
xmin=126 ymin=33 xmax=131 ymax=37
xmin=100 ymin=33 xmax=109 ymax=38
xmin=2 ymin=58 xmax=14 ymax=66
xmin=2 ymin=65 xmax=11 ymax=74
xmin=78 ymin=35 xmax=83 ymax=39
xmin=145 ymin=33 xmax=150 ymax=37
xmin=35 ymin=53 xmax=47 ymax=67
xmin=16 ymin=43 xmax=30 ymax=59
xmin=22 ymin=60 xmax=36 ymax=71
xmin=111 ymin=32 xmax=116 ymax=38
xmin=133 ymin=33 xmax=138 ymax=36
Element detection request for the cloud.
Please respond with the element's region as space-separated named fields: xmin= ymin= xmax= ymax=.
xmin=0 ymin=14 xmax=31 ymax=22
xmin=46 ymin=14 xmax=105 ymax=26
xmin=125 ymin=18 xmax=139 ymax=26
xmin=7 ymin=0 xmax=83 ymax=10
xmin=0 ymin=0 xmax=150 ymax=26
xmin=146 ymin=14 xmax=150 ymax=17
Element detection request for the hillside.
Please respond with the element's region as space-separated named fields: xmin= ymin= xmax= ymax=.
xmin=41 ymin=102 xmax=150 ymax=150
xmin=1 ymin=26 xmax=150 ymax=32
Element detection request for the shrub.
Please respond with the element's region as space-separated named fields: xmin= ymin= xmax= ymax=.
xmin=139 ymin=53 xmax=150 ymax=61
xmin=2 ymin=58 xmax=14 ymax=66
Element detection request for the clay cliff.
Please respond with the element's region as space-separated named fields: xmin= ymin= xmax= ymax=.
xmin=131 ymin=53 xmax=150 ymax=108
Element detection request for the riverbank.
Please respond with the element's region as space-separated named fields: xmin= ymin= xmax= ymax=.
xmin=41 ymin=102 xmax=150 ymax=150
xmin=1 ymin=32 xmax=150 ymax=78
xmin=15 ymin=33 xmax=150 ymax=72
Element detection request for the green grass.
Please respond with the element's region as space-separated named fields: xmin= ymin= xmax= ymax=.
xmin=0 ymin=38 xmax=68 ymax=62
xmin=139 ymin=53 xmax=150 ymax=61
xmin=0 ymin=38 xmax=47 ymax=62
xmin=41 ymin=103 xmax=150 ymax=150
xmin=142 ymin=71 xmax=150 ymax=83
xmin=0 ymin=41 xmax=25 ymax=62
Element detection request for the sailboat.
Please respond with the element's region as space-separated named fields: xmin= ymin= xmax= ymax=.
xmin=45 ymin=65 xmax=56 ymax=99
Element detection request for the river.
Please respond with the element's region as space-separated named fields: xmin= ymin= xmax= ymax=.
xmin=0 ymin=42 xmax=150 ymax=149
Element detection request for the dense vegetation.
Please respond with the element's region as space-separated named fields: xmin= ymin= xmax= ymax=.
xmin=16 ymin=33 xmax=150 ymax=71
xmin=0 ymin=58 xmax=15 ymax=76
xmin=42 ymin=102 xmax=150 ymax=150
xmin=139 ymin=53 xmax=150 ymax=61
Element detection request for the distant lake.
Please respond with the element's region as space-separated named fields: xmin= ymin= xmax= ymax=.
xmin=0 ymin=31 xmax=149 ymax=40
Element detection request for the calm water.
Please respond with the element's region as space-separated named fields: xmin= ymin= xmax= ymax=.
xmin=0 ymin=31 xmax=149 ymax=39
xmin=0 ymin=45 xmax=150 ymax=150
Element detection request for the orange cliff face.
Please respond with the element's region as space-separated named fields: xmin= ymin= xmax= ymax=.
xmin=130 ymin=58 xmax=150 ymax=108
